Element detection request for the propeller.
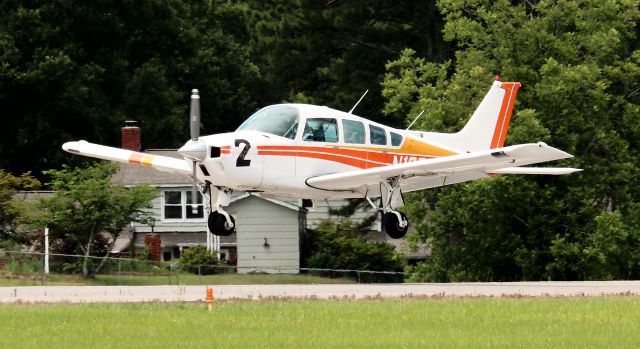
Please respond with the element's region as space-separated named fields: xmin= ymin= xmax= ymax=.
xmin=190 ymin=89 xmax=199 ymax=214
xmin=179 ymin=89 xmax=207 ymax=214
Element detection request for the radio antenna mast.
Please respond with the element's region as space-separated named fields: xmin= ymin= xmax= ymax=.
xmin=348 ymin=90 xmax=369 ymax=114
xmin=406 ymin=110 xmax=425 ymax=130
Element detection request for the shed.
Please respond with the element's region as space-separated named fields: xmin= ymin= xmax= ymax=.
xmin=228 ymin=194 xmax=305 ymax=274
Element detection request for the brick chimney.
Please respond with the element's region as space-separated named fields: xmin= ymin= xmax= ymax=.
xmin=121 ymin=120 xmax=141 ymax=151
xmin=144 ymin=233 xmax=161 ymax=263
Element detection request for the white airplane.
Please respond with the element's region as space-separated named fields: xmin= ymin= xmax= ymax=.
xmin=63 ymin=78 xmax=581 ymax=239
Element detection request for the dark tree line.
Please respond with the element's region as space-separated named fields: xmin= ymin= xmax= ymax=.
xmin=0 ymin=0 xmax=260 ymax=175
xmin=0 ymin=0 xmax=449 ymax=176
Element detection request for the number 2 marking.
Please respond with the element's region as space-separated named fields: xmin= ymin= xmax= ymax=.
xmin=235 ymin=139 xmax=251 ymax=167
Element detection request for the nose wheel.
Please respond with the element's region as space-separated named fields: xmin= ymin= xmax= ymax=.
xmin=208 ymin=211 xmax=236 ymax=236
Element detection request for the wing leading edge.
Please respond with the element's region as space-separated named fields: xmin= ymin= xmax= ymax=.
xmin=62 ymin=141 xmax=191 ymax=175
xmin=305 ymin=142 xmax=581 ymax=192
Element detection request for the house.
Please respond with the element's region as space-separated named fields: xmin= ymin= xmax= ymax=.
xmin=111 ymin=122 xmax=426 ymax=272
xmin=111 ymin=122 xmax=306 ymax=273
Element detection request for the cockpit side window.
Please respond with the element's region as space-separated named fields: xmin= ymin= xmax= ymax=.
xmin=369 ymin=125 xmax=387 ymax=145
xmin=237 ymin=106 xmax=299 ymax=139
xmin=391 ymin=132 xmax=403 ymax=146
xmin=342 ymin=119 xmax=365 ymax=144
xmin=303 ymin=118 xmax=339 ymax=143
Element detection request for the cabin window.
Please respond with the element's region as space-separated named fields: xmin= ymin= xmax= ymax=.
xmin=369 ymin=125 xmax=387 ymax=145
xmin=342 ymin=119 xmax=365 ymax=144
xmin=163 ymin=190 xmax=204 ymax=220
xmin=237 ymin=106 xmax=299 ymax=139
xmin=391 ymin=132 xmax=403 ymax=146
xmin=302 ymin=118 xmax=339 ymax=143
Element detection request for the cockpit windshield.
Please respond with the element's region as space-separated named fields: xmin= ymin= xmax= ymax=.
xmin=236 ymin=106 xmax=299 ymax=139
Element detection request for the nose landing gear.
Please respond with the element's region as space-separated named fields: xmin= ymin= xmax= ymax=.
xmin=205 ymin=186 xmax=236 ymax=237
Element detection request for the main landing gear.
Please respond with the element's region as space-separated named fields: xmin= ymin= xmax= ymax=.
xmin=370 ymin=177 xmax=409 ymax=239
xmin=383 ymin=211 xmax=408 ymax=239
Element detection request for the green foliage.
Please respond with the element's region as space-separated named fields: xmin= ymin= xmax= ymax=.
xmin=0 ymin=0 xmax=259 ymax=175
xmin=179 ymin=245 xmax=220 ymax=274
xmin=244 ymin=0 xmax=451 ymax=126
xmin=0 ymin=170 xmax=40 ymax=242
xmin=2 ymin=253 xmax=42 ymax=274
xmin=302 ymin=219 xmax=404 ymax=282
xmin=20 ymin=163 xmax=156 ymax=277
xmin=385 ymin=0 xmax=640 ymax=281
xmin=179 ymin=245 xmax=218 ymax=266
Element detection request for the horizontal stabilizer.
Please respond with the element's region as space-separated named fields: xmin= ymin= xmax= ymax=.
xmin=490 ymin=167 xmax=582 ymax=175
xmin=62 ymin=141 xmax=191 ymax=175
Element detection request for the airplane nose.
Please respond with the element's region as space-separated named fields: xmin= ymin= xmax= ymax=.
xmin=178 ymin=140 xmax=207 ymax=161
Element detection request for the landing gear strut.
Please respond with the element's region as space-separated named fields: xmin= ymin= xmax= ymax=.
xmin=205 ymin=186 xmax=236 ymax=236
xmin=377 ymin=177 xmax=409 ymax=239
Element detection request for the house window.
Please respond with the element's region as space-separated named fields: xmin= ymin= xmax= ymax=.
xmin=163 ymin=190 xmax=204 ymax=220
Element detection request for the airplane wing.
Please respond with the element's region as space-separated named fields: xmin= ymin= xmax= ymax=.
xmin=305 ymin=142 xmax=581 ymax=192
xmin=62 ymin=141 xmax=191 ymax=175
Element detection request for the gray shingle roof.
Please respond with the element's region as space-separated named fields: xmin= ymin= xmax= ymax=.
xmin=111 ymin=150 xmax=192 ymax=185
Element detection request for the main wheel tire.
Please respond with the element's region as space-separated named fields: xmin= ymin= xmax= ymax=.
xmin=215 ymin=214 xmax=236 ymax=236
xmin=207 ymin=211 xmax=220 ymax=235
xmin=383 ymin=211 xmax=408 ymax=239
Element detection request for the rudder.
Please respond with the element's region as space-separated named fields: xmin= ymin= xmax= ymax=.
xmin=418 ymin=79 xmax=521 ymax=153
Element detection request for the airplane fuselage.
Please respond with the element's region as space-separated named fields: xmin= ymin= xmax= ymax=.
xmin=190 ymin=104 xmax=460 ymax=199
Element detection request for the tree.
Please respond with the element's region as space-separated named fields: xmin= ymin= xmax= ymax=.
xmin=383 ymin=0 xmax=640 ymax=281
xmin=0 ymin=0 xmax=259 ymax=176
xmin=302 ymin=219 xmax=405 ymax=282
xmin=25 ymin=163 xmax=156 ymax=278
xmin=243 ymin=0 xmax=452 ymax=126
xmin=0 ymin=170 xmax=40 ymax=243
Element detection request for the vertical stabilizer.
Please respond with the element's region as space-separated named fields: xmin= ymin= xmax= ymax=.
xmin=418 ymin=80 xmax=521 ymax=152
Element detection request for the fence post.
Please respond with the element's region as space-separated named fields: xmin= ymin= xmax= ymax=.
xmin=40 ymin=254 xmax=45 ymax=286
xmin=118 ymin=259 xmax=121 ymax=276
xmin=198 ymin=265 xmax=202 ymax=285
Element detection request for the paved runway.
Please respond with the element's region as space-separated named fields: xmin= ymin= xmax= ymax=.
xmin=2 ymin=281 xmax=640 ymax=303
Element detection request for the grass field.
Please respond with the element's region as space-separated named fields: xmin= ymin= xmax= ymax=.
xmin=1 ymin=297 xmax=639 ymax=348
xmin=0 ymin=272 xmax=354 ymax=286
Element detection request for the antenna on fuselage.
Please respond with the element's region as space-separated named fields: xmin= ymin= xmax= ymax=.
xmin=406 ymin=110 xmax=425 ymax=130
xmin=348 ymin=90 xmax=369 ymax=114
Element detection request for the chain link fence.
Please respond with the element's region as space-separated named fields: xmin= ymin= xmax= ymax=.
xmin=0 ymin=250 xmax=406 ymax=286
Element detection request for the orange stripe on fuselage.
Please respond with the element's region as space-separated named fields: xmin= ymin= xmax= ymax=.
xmin=490 ymin=82 xmax=521 ymax=149
xmin=258 ymin=137 xmax=458 ymax=169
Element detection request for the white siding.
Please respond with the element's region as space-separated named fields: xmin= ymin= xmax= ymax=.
xmin=231 ymin=195 xmax=300 ymax=274
xmin=131 ymin=188 xmax=208 ymax=233
xmin=283 ymin=198 xmax=381 ymax=231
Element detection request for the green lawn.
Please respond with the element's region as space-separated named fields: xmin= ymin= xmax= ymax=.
xmin=0 ymin=298 xmax=639 ymax=348
xmin=0 ymin=272 xmax=354 ymax=286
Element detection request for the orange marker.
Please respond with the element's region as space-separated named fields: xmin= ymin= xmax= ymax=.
xmin=206 ymin=287 xmax=214 ymax=311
